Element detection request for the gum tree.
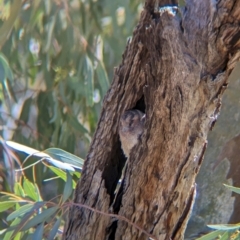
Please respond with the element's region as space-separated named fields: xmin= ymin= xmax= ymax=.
xmin=63 ymin=0 xmax=240 ymax=239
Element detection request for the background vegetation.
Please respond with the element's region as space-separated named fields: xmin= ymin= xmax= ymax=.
xmin=0 ymin=0 xmax=142 ymax=238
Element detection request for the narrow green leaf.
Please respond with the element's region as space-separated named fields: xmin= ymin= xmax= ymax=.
xmin=19 ymin=98 xmax=32 ymax=123
xmin=96 ymin=61 xmax=109 ymax=95
xmin=218 ymin=231 xmax=231 ymax=240
xmin=0 ymin=228 xmax=7 ymax=235
xmin=223 ymin=184 xmax=240 ymax=195
xmin=32 ymin=223 xmax=44 ymax=240
xmin=21 ymin=206 xmax=58 ymax=231
xmin=0 ymin=201 xmax=17 ymax=212
xmin=69 ymin=116 xmax=89 ymax=134
xmin=23 ymin=178 xmax=39 ymax=201
xmin=47 ymin=217 xmax=62 ymax=240
xmin=3 ymin=217 xmax=21 ymax=240
xmin=12 ymin=231 xmax=21 ymax=240
xmin=34 ymin=183 xmax=43 ymax=201
xmin=7 ymin=202 xmax=45 ymax=235
xmin=44 ymin=15 xmax=56 ymax=52
xmin=84 ymin=56 xmax=94 ymax=106
xmin=49 ymin=96 xmax=59 ymax=123
xmin=47 ymin=166 xmax=77 ymax=188
xmin=0 ymin=53 xmax=13 ymax=81
xmin=44 ymin=148 xmax=84 ymax=169
xmin=207 ymin=223 xmax=240 ymax=231
xmin=0 ymin=0 xmax=22 ymax=48
xmin=195 ymin=230 xmax=223 ymax=240
xmin=73 ymin=171 xmax=81 ymax=178
xmin=48 ymin=166 xmax=66 ymax=181
xmin=0 ymin=53 xmax=14 ymax=100
xmin=0 ymin=195 xmax=15 ymax=202
xmin=14 ymin=183 xmax=25 ymax=197
xmin=62 ymin=171 xmax=73 ymax=203
xmin=6 ymin=202 xmax=45 ymax=222
xmin=46 ymin=158 xmax=75 ymax=171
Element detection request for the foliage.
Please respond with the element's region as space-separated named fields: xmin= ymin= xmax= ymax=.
xmin=196 ymin=184 xmax=240 ymax=240
xmin=0 ymin=0 xmax=142 ymax=236
xmin=0 ymin=142 xmax=82 ymax=240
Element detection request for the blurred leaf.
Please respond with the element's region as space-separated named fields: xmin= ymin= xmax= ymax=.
xmin=0 ymin=201 xmax=16 ymax=212
xmin=32 ymin=222 xmax=44 ymax=240
xmin=48 ymin=166 xmax=66 ymax=181
xmin=0 ymin=191 xmax=23 ymax=200
xmin=19 ymin=98 xmax=32 ymax=123
xmin=69 ymin=116 xmax=89 ymax=134
xmin=0 ymin=53 xmax=13 ymax=81
xmin=14 ymin=183 xmax=25 ymax=197
xmin=6 ymin=141 xmax=50 ymax=158
xmin=12 ymin=231 xmax=21 ymax=240
xmin=44 ymin=148 xmax=84 ymax=169
xmin=207 ymin=224 xmax=240 ymax=231
xmin=62 ymin=171 xmax=73 ymax=203
xmin=3 ymin=217 xmax=21 ymax=240
xmin=7 ymin=204 xmax=32 ymax=221
xmin=21 ymin=206 xmax=58 ymax=231
xmin=96 ymin=61 xmax=110 ymax=95
xmin=44 ymin=15 xmax=56 ymax=52
xmin=0 ymin=53 xmax=14 ymax=101
xmin=195 ymin=230 xmax=224 ymax=240
xmin=0 ymin=0 xmax=22 ymax=48
xmin=47 ymin=166 xmax=77 ymax=188
xmin=84 ymin=56 xmax=94 ymax=106
xmin=46 ymin=158 xmax=75 ymax=171
xmin=6 ymin=202 xmax=45 ymax=221
xmin=223 ymin=184 xmax=240 ymax=195
xmin=47 ymin=216 xmax=61 ymax=240
xmin=49 ymin=96 xmax=59 ymax=123
xmin=218 ymin=231 xmax=231 ymax=240
xmin=73 ymin=171 xmax=81 ymax=178
xmin=23 ymin=178 xmax=39 ymax=201
xmin=6 ymin=141 xmax=79 ymax=171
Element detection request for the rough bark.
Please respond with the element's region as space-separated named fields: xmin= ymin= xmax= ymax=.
xmin=63 ymin=0 xmax=240 ymax=239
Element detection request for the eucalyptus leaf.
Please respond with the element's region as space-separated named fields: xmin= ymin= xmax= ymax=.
xmin=62 ymin=171 xmax=73 ymax=203
xmin=21 ymin=206 xmax=58 ymax=231
xmin=44 ymin=15 xmax=56 ymax=52
xmin=218 ymin=231 xmax=231 ymax=240
xmin=0 ymin=0 xmax=22 ymax=48
xmin=0 ymin=201 xmax=17 ymax=212
xmin=14 ymin=182 xmax=25 ymax=197
xmin=45 ymin=158 xmax=75 ymax=171
xmin=3 ymin=217 xmax=21 ymax=240
xmin=6 ymin=141 xmax=50 ymax=158
xmin=32 ymin=223 xmax=44 ymax=240
xmin=207 ymin=224 xmax=240 ymax=231
xmin=47 ymin=166 xmax=77 ymax=188
xmin=96 ymin=61 xmax=110 ymax=95
xmin=7 ymin=202 xmax=45 ymax=221
xmin=69 ymin=116 xmax=89 ymax=134
xmin=47 ymin=166 xmax=67 ymax=181
xmin=84 ymin=56 xmax=94 ymax=107
xmin=195 ymin=230 xmax=224 ymax=240
xmin=23 ymin=178 xmax=39 ymax=201
xmin=7 ymin=204 xmax=33 ymax=221
xmin=223 ymin=184 xmax=240 ymax=195
xmin=47 ymin=216 xmax=62 ymax=240
xmin=44 ymin=148 xmax=84 ymax=169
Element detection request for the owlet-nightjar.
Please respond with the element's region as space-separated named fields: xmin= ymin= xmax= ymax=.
xmin=119 ymin=110 xmax=145 ymax=157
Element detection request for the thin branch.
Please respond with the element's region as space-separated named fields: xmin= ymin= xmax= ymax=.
xmin=64 ymin=201 xmax=158 ymax=240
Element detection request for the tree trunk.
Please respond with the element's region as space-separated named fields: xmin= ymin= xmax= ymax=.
xmin=63 ymin=0 xmax=240 ymax=239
